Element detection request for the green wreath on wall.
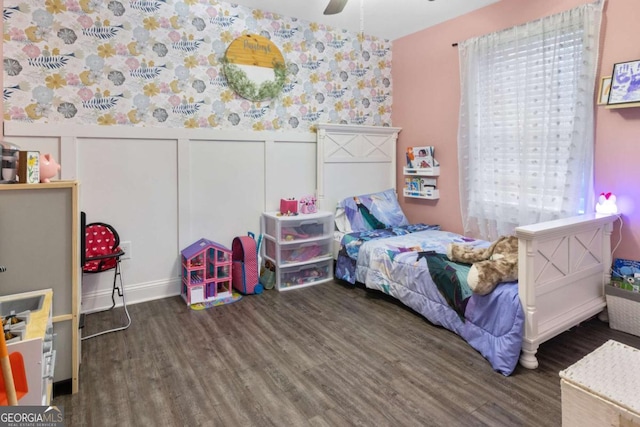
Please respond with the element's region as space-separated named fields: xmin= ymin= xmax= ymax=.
xmin=223 ymin=33 xmax=287 ymax=102
xmin=222 ymin=59 xmax=287 ymax=102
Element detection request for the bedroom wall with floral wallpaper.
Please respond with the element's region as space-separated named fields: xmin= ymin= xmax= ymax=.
xmin=2 ymin=0 xmax=393 ymax=132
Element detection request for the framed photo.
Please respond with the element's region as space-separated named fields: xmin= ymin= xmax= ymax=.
xmin=17 ymin=150 xmax=40 ymax=184
xmin=597 ymin=76 xmax=611 ymax=105
xmin=608 ymin=59 xmax=640 ymax=106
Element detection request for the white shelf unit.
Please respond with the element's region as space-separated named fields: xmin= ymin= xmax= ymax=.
xmin=0 ymin=181 xmax=80 ymax=394
xmin=2 ymin=289 xmax=55 ymax=406
xmin=261 ymin=211 xmax=334 ymax=291
xmin=403 ymin=166 xmax=440 ymax=199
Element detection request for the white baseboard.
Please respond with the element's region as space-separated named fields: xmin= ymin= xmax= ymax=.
xmin=80 ymin=277 xmax=182 ymax=314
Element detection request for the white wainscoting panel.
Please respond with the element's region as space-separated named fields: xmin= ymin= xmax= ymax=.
xmin=265 ymin=138 xmax=317 ymax=212
xmin=188 ymin=139 xmax=265 ymax=248
xmin=77 ymin=136 xmax=180 ymax=313
xmin=3 ymin=122 xmax=316 ymax=311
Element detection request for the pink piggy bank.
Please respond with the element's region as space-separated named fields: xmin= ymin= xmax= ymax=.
xmin=39 ymin=153 xmax=60 ymax=183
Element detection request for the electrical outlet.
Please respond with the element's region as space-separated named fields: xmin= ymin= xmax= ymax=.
xmin=120 ymin=241 xmax=132 ymax=260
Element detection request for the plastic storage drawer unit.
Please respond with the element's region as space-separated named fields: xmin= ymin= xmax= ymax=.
xmin=262 ymin=212 xmax=333 ymax=242
xmin=278 ymin=259 xmax=333 ymax=290
xmin=264 ymin=237 xmax=333 ymax=265
xmin=261 ymin=211 xmax=334 ymax=291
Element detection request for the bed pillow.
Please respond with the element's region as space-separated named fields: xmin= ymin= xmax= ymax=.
xmin=336 ymin=188 xmax=409 ymax=233
xmin=334 ymin=206 xmax=351 ymax=233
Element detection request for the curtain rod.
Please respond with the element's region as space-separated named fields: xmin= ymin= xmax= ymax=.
xmin=452 ymin=43 xmax=458 ymax=47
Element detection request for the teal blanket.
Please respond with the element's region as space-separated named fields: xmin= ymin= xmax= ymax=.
xmin=421 ymin=252 xmax=472 ymax=320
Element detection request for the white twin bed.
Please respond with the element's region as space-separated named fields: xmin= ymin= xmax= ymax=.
xmin=316 ymin=123 xmax=617 ymax=373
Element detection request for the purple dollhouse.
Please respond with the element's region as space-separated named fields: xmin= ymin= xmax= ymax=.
xmin=181 ymin=238 xmax=232 ymax=306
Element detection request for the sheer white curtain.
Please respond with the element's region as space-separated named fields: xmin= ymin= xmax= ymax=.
xmin=457 ymin=0 xmax=604 ymax=241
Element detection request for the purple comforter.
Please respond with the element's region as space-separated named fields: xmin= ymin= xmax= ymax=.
xmin=335 ymin=228 xmax=524 ymax=375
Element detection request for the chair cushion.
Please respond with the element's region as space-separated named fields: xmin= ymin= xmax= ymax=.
xmin=84 ymin=223 xmax=121 ymax=273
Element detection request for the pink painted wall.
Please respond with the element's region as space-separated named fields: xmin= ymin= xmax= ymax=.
xmin=392 ymin=0 xmax=640 ymax=261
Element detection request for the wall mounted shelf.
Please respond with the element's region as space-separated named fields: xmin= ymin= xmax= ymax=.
xmin=403 ymin=166 xmax=440 ymax=200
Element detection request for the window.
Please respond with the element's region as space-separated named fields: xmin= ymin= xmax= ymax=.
xmin=457 ymin=1 xmax=604 ymax=240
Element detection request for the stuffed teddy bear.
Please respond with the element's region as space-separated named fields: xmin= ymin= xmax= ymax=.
xmin=446 ymin=236 xmax=518 ymax=295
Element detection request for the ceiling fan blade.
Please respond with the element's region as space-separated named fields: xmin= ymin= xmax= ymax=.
xmin=323 ymin=0 xmax=348 ymax=15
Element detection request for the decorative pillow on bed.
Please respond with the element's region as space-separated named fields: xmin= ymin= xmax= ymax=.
xmin=336 ymin=188 xmax=409 ymax=233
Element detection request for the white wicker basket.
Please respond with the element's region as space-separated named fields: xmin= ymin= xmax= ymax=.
xmin=560 ymin=340 xmax=640 ymax=426
xmin=605 ymin=285 xmax=640 ymax=337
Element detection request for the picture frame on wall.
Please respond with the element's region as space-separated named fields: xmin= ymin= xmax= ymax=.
xmin=607 ymin=59 xmax=640 ymax=106
xmin=597 ymin=76 xmax=612 ymax=105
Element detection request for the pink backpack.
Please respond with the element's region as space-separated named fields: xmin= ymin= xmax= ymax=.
xmin=232 ymin=232 xmax=263 ymax=295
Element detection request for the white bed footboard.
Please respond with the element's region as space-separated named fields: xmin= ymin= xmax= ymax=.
xmin=515 ymin=213 xmax=618 ymax=369
xmin=316 ymin=124 xmax=620 ymax=372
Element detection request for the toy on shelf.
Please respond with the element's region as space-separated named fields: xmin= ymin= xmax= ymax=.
xmin=279 ymin=198 xmax=298 ymax=216
xmin=299 ymin=195 xmax=317 ymax=214
xmin=181 ymin=238 xmax=233 ymax=306
xmin=39 ymin=154 xmax=60 ymax=183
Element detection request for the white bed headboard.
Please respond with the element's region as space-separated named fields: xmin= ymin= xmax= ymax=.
xmin=316 ymin=123 xmax=402 ymax=212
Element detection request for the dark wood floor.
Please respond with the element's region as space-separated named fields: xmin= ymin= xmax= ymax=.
xmin=54 ymin=280 xmax=640 ymax=426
